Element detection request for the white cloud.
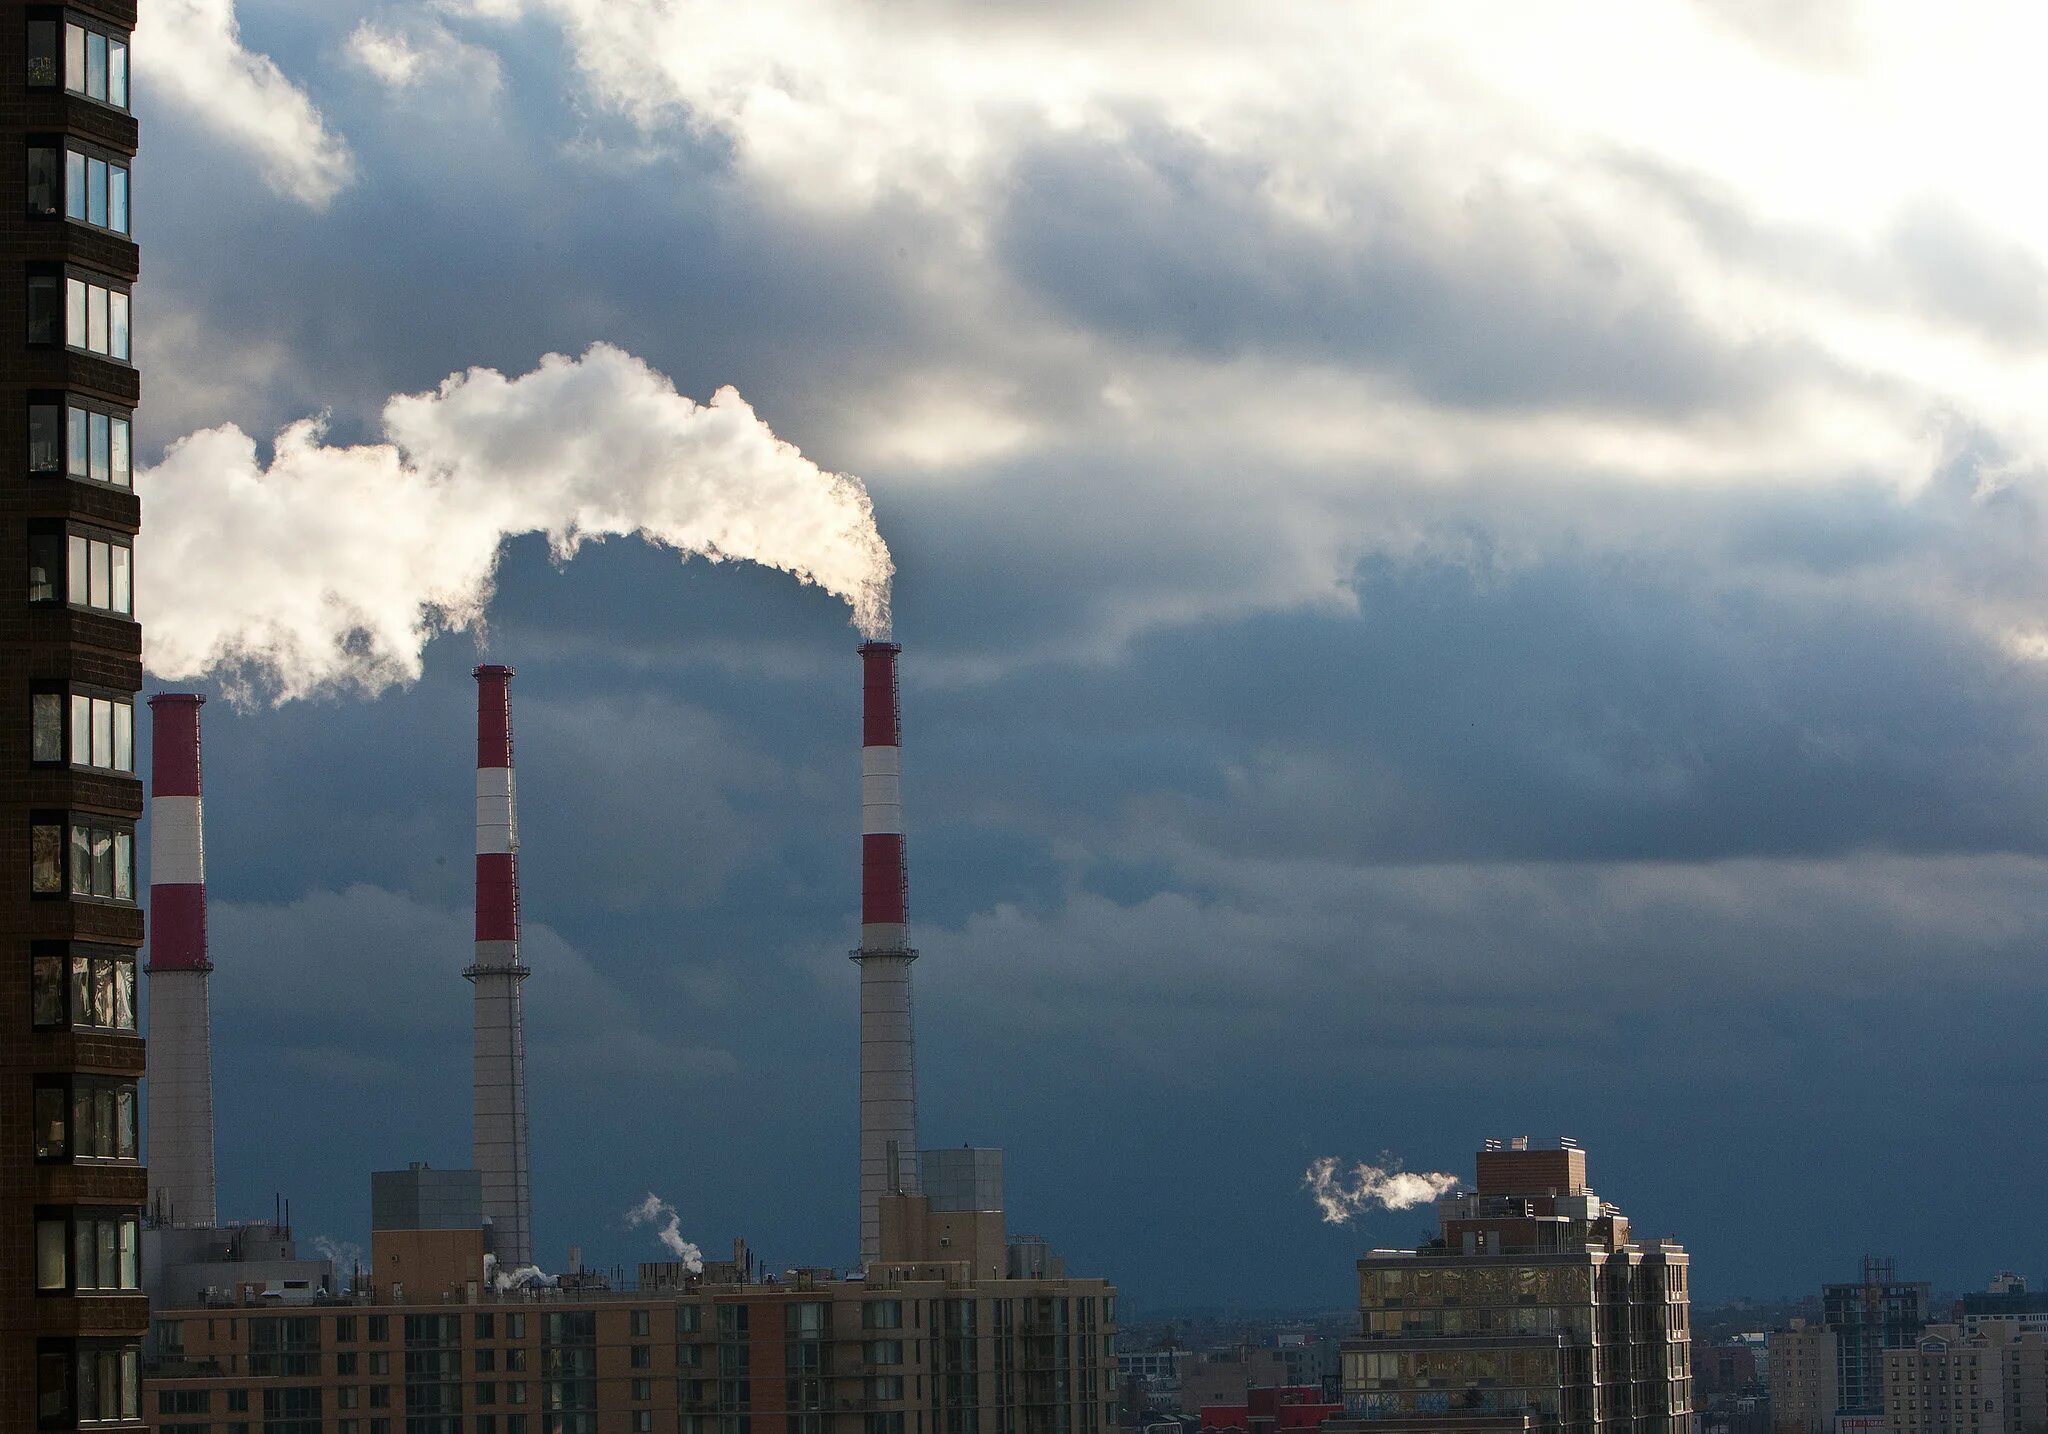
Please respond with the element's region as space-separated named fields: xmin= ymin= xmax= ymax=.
xmin=138 ymin=343 xmax=893 ymax=703
xmin=136 ymin=0 xmax=356 ymax=207
xmin=346 ymin=16 xmax=503 ymax=96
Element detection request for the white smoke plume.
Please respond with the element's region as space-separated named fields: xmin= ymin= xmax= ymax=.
xmin=1304 ymin=1155 xmax=1460 ymax=1224
xmin=140 ymin=343 xmax=893 ymax=704
xmin=626 ymin=1192 xmax=703 ymax=1272
xmin=310 ymin=1235 xmax=363 ymax=1291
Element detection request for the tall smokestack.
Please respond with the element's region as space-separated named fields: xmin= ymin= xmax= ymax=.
xmin=147 ymin=693 xmax=217 ymax=1228
xmin=469 ymin=665 xmax=533 ymax=1270
xmin=855 ymin=640 xmax=919 ymax=1264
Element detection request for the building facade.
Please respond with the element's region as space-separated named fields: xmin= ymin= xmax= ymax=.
xmin=1769 ymin=1324 xmax=1838 ymax=1434
xmin=1826 ymin=1261 xmax=1929 ymax=1422
xmin=1339 ymin=1143 xmax=1691 ymax=1434
xmin=3 ymin=2 xmax=148 ymax=1426
xmin=1882 ymin=1323 xmax=2048 ymax=1434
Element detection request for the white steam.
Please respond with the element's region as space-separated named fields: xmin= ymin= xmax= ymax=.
xmin=140 ymin=343 xmax=893 ymax=704
xmin=1304 ymin=1155 xmax=1460 ymax=1223
xmin=626 ymin=1192 xmax=703 ymax=1272
xmin=310 ymin=1235 xmax=363 ymax=1290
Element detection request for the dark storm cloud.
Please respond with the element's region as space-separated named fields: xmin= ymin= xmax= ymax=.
xmin=134 ymin=0 xmax=2048 ymax=1307
xmin=996 ymin=127 xmax=1823 ymax=417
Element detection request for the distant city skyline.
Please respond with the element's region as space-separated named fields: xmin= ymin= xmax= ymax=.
xmin=105 ymin=0 xmax=2048 ymax=1310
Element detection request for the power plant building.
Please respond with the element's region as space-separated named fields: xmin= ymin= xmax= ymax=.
xmin=1338 ymin=1141 xmax=1692 ymax=1434
xmin=1 ymin=3 xmax=149 ymax=1423
xmin=142 ymin=1168 xmax=1118 ymax=1434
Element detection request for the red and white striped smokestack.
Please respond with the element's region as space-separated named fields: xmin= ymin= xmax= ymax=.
xmin=148 ymin=693 xmax=217 ymax=1228
xmin=855 ymin=640 xmax=919 ymax=1264
xmin=469 ymin=665 xmax=533 ymax=1271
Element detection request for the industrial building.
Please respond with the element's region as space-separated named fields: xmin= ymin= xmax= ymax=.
xmin=1 ymin=3 xmax=149 ymax=1423
xmin=1337 ymin=1141 xmax=1692 ymax=1434
xmin=136 ymin=642 xmax=1119 ymax=1431
xmin=142 ymin=1152 xmax=1117 ymax=1434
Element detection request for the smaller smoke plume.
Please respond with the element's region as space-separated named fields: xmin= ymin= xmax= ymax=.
xmin=311 ymin=1235 xmax=363 ymax=1291
xmin=626 ymin=1192 xmax=703 ymax=1272
xmin=1304 ymin=1155 xmax=1459 ymax=1223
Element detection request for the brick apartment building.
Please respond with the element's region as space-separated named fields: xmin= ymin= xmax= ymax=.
xmin=2 ymin=2 xmax=149 ymax=1427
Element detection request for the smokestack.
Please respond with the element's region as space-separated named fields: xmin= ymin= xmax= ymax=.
xmin=147 ymin=693 xmax=217 ymax=1228
xmin=855 ymin=640 xmax=919 ymax=1264
xmin=468 ymin=665 xmax=533 ymax=1270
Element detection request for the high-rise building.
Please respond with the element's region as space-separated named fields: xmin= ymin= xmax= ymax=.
xmin=2 ymin=4 xmax=148 ymax=1425
xmin=1823 ymin=1259 xmax=1929 ymax=1422
xmin=1768 ymin=1324 xmax=1838 ymax=1434
xmin=1338 ymin=1141 xmax=1692 ymax=1434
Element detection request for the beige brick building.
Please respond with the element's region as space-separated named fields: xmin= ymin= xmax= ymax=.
xmin=1882 ymin=1323 xmax=2048 ymax=1434
xmin=142 ymin=1191 xmax=1117 ymax=1434
xmin=1770 ymin=1324 xmax=1839 ymax=1434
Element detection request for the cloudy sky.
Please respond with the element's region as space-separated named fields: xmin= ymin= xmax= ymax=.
xmin=129 ymin=0 xmax=2048 ymax=1306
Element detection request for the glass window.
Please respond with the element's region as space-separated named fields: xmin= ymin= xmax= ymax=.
xmin=28 ymin=403 xmax=60 ymax=472
xmin=66 ymin=276 xmax=85 ymax=348
xmin=111 ymin=544 xmax=130 ymax=613
xmin=27 ymin=274 xmax=57 ymax=344
xmin=32 ymin=953 xmax=64 ymax=1025
xmin=28 ymin=21 xmax=58 ymax=87
xmin=88 ymin=538 xmax=108 ymax=609
xmin=64 ymin=24 xmax=83 ymax=93
xmin=110 ymin=289 xmax=129 ymax=359
xmin=32 ymin=693 xmax=61 ymax=762
xmin=37 ymin=1216 xmax=67 ymax=1290
xmin=87 ymin=282 xmax=107 ymax=353
xmin=64 ymin=149 xmax=84 ymax=220
xmin=110 ymin=414 xmax=129 ymax=485
xmin=109 ymin=164 xmax=127 ymax=232
xmin=30 ymin=146 xmax=59 ymax=215
xmin=113 ymin=700 xmax=132 ymax=770
xmin=88 ymin=409 xmax=112 ymax=483
xmin=85 ymin=31 xmax=106 ymax=101
xmin=109 ymin=37 xmax=128 ymax=107
xmin=86 ymin=157 xmax=106 ymax=227
xmin=66 ymin=405 xmax=87 ymax=475
xmin=31 ymin=821 xmax=63 ymax=893
xmin=29 ymin=531 xmax=60 ymax=603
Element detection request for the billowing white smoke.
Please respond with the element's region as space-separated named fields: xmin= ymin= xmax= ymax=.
xmin=1304 ymin=1155 xmax=1460 ymax=1223
xmin=626 ymin=1192 xmax=703 ymax=1272
xmin=140 ymin=343 xmax=893 ymax=704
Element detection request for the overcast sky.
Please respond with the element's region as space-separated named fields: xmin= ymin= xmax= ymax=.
xmin=128 ymin=0 xmax=2048 ymax=1306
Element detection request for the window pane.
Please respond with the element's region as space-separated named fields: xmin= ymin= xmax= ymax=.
xmin=87 ymin=158 xmax=106 ymax=227
xmin=113 ymin=830 xmax=132 ymax=900
xmin=121 ymin=1218 xmax=139 ymax=1287
xmin=109 ymin=40 xmax=128 ymax=108
xmin=28 ymin=402 xmax=60 ymax=472
xmin=32 ymin=953 xmax=64 ymax=1024
xmin=64 ymin=150 xmax=85 ymax=220
xmin=67 ymin=406 xmax=88 ymax=475
xmin=114 ymin=702 xmax=133 ymax=771
xmin=116 ymin=1085 xmax=136 ymax=1157
xmin=109 ymin=290 xmax=129 ymax=360
xmin=65 ymin=24 xmax=84 ymax=93
xmin=69 ymin=956 xmax=89 ymax=1021
xmin=110 ymin=544 xmax=130 ymax=614
xmin=88 ymin=284 xmax=107 ymax=353
xmin=110 ymin=416 xmax=130 ymax=486
xmin=75 ymin=1217 xmax=95 ymax=1287
xmin=29 ymin=147 xmax=59 ymax=216
xmin=65 ymin=277 xmax=84 ymax=347
xmin=91 ymin=826 xmax=113 ymax=896
xmin=109 ymin=165 xmax=128 ymax=233
xmin=111 ymin=958 xmax=135 ymax=1028
xmin=91 ymin=957 xmax=115 ymax=1026
xmin=68 ymin=823 xmax=90 ymax=894
xmin=32 ymin=692 xmax=61 ymax=762
xmin=97 ymin=1220 xmax=117 ymax=1288
xmin=86 ymin=30 xmax=107 ymax=101
xmin=89 ymin=539 xmax=109 ymax=609
xmin=70 ymin=693 xmax=89 ymax=762
xmin=66 ymin=534 xmax=87 ymax=604
xmin=29 ymin=532 xmax=60 ymax=602
xmin=34 ymin=1085 xmax=66 ymax=1157
xmin=31 ymin=824 xmax=63 ymax=893
xmin=27 ymin=275 xmax=57 ymax=344
xmin=28 ymin=21 xmax=58 ymax=86
xmin=90 ymin=411 xmax=109 ymax=481
xmin=37 ymin=1218 xmax=67 ymax=1289
xmin=92 ymin=699 xmax=112 ymax=767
